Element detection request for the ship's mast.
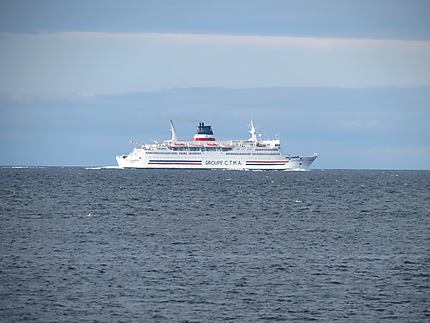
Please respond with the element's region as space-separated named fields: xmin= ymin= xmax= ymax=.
xmin=249 ymin=120 xmax=258 ymax=142
xmin=170 ymin=120 xmax=177 ymax=142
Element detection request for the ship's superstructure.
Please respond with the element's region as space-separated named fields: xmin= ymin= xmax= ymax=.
xmin=116 ymin=121 xmax=317 ymax=170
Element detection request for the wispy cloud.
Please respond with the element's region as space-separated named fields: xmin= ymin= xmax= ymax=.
xmin=4 ymin=31 xmax=430 ymax=49
xmin=1 ymin=32 xmax=430 ymax=94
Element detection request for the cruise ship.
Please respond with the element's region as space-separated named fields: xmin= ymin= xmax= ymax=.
xmin=116 ymin=121 xmax=317 ymax=170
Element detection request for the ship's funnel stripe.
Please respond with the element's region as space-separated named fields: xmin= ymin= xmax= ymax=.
xmin=196 ymin=130 xmax=213 ymax=135
xmin=193 ymin=137 xmax=216 ymax=141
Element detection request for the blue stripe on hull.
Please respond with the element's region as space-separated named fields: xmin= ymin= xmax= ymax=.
xmin=148 ymin=160 xmax=202 ymax=165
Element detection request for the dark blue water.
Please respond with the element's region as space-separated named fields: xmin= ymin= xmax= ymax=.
xmin=1 ymin=168 xmax=429 ymax=322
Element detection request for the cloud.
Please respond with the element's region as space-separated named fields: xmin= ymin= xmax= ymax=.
xmin=1 ymin=32 xmax=430 ymax=94
xmin=5 ymin=31 xmax=429 ymax=49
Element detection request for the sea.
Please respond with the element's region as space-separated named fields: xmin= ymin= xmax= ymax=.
xmin=0 ymin=167 xmax=429 ymax=322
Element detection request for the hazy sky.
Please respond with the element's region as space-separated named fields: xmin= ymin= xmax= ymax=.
xmin=0 ymin=0 xmax=429 ymax=168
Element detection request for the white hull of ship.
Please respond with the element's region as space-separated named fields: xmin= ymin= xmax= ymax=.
xmin=116 ymin=149 xmax=317 ymax=171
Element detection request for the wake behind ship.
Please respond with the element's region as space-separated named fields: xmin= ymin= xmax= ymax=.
xmin=116 ymin=121 xmax=317 ymax=170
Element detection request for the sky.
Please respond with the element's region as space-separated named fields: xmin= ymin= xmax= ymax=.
xmin=0 ymin=0 xmax=429 ymax=169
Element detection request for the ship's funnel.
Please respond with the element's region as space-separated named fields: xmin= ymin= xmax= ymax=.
xmin=193 ymin=122 xmax=216 ymax=141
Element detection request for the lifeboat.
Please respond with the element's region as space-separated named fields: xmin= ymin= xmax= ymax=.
xmin=204 ymin=142 xmax=219 ymax=147
xmin=172 ymin=142 xmax=186 ymax=146
xmin=187 ymin=142 xmax=202 ymax=147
